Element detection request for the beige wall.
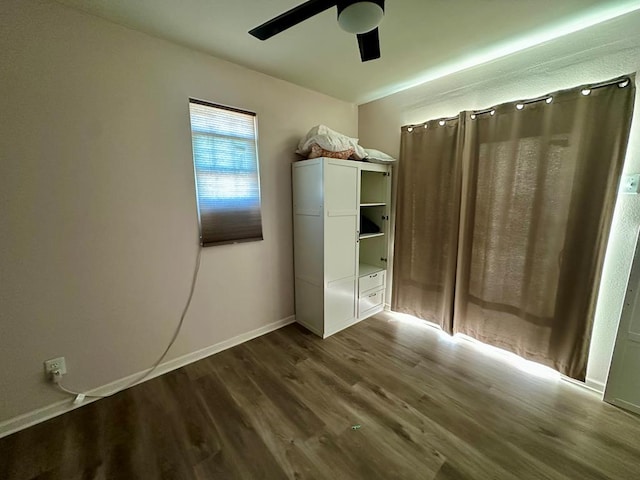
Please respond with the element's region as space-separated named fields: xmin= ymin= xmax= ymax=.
xmin=359 ymin=11 xmax=640 ymax=392
xmin=0 ymin=0 xmax=356 ymax=424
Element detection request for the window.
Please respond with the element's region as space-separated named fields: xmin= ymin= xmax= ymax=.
xmin=189 ymin=99 xmax=263 ymax=246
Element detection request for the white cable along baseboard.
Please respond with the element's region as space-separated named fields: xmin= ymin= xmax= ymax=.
xmin=0 ymin=315 xmax=296 ymax=439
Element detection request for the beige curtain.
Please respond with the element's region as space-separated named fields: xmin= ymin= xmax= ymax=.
xmin=391 ymin=117 xmax=464 ymax=333
xmin=394 ymin=78 xmax=635 ymax=380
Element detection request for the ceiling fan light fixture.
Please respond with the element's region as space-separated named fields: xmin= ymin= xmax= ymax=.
xmin=338 ymin=1 xmax=384 ymax=34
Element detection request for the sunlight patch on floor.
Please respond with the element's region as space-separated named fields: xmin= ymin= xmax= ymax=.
xmin=385 ymin=311 xmax=561 ymax=380
xmin=454 ymin=333 xmax=561 ymax=380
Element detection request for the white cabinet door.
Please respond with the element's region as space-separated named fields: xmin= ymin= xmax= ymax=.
xmin=324 ymin=161 xmax=358 ymax=326
xmin=604 ymin=234 xmax=640 ymax=414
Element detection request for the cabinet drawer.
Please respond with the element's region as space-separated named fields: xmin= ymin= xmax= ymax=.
xmin=358 ymin=270 xmax=385 ymax=296
xmin=358 ymin=289 xmax=384 ymax=316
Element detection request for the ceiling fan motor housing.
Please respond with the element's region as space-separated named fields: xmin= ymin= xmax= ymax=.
xmin=337 ymin=0 xmax=385 ymax=34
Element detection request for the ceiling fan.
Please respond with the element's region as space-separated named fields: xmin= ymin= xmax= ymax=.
xmin=249 ymin=0 xmax=385 ymax=62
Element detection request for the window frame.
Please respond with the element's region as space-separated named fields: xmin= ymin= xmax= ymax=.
xmin=188 ymin=98 xmax=264 ymax=247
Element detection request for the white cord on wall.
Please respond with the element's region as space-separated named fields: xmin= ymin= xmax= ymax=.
xmin=52 ymin=247 xmax=203 ymax=401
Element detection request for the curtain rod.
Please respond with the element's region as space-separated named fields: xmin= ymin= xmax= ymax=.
xmin=406 ymin=114 xmax=459 ymax=131
xmin=471 ymin=75 xmax=633 ymax=117
xmin=404 ymin=75 xmax=633 ymax=129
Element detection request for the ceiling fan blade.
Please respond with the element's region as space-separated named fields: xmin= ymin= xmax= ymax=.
xmin=249 ymin=0 xmax=338 ymax=40
xmin=357 ymin=28 xmax=380 ymax=62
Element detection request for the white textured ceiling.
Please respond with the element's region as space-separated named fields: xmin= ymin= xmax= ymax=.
xmin=56 ymin=0 xmax=640 ymax=104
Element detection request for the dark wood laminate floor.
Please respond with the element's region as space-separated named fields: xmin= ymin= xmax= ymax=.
xmin=2 ymin=314 xmax=640 ymax=480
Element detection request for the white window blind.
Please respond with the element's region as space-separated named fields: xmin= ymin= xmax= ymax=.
xmin=189 ymin=99 xmax=263 ymax=246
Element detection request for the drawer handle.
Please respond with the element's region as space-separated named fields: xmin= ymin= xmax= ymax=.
xmin=368 ymin=292 xmax=378 ymax=298
xmin=370 ymin=274 xmax=378 ymax=278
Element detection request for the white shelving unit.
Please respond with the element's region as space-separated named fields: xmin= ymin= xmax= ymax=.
xmin=292 ymin=157 xmax=391 ymax=338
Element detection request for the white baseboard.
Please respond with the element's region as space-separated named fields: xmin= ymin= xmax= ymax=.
xmin=558 ymin=376 xmax=604 ymax=397
xmin=584 ymin=378 xmax=606 ymax=394
xmin=0 ymin=315 xmax=295 ymax=439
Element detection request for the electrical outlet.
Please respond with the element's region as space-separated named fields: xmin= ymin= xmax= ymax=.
xmin=621 ymin=174 xmax=640 ymax=194
xmin=44 ymin=357 xmax=66 ymax=377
